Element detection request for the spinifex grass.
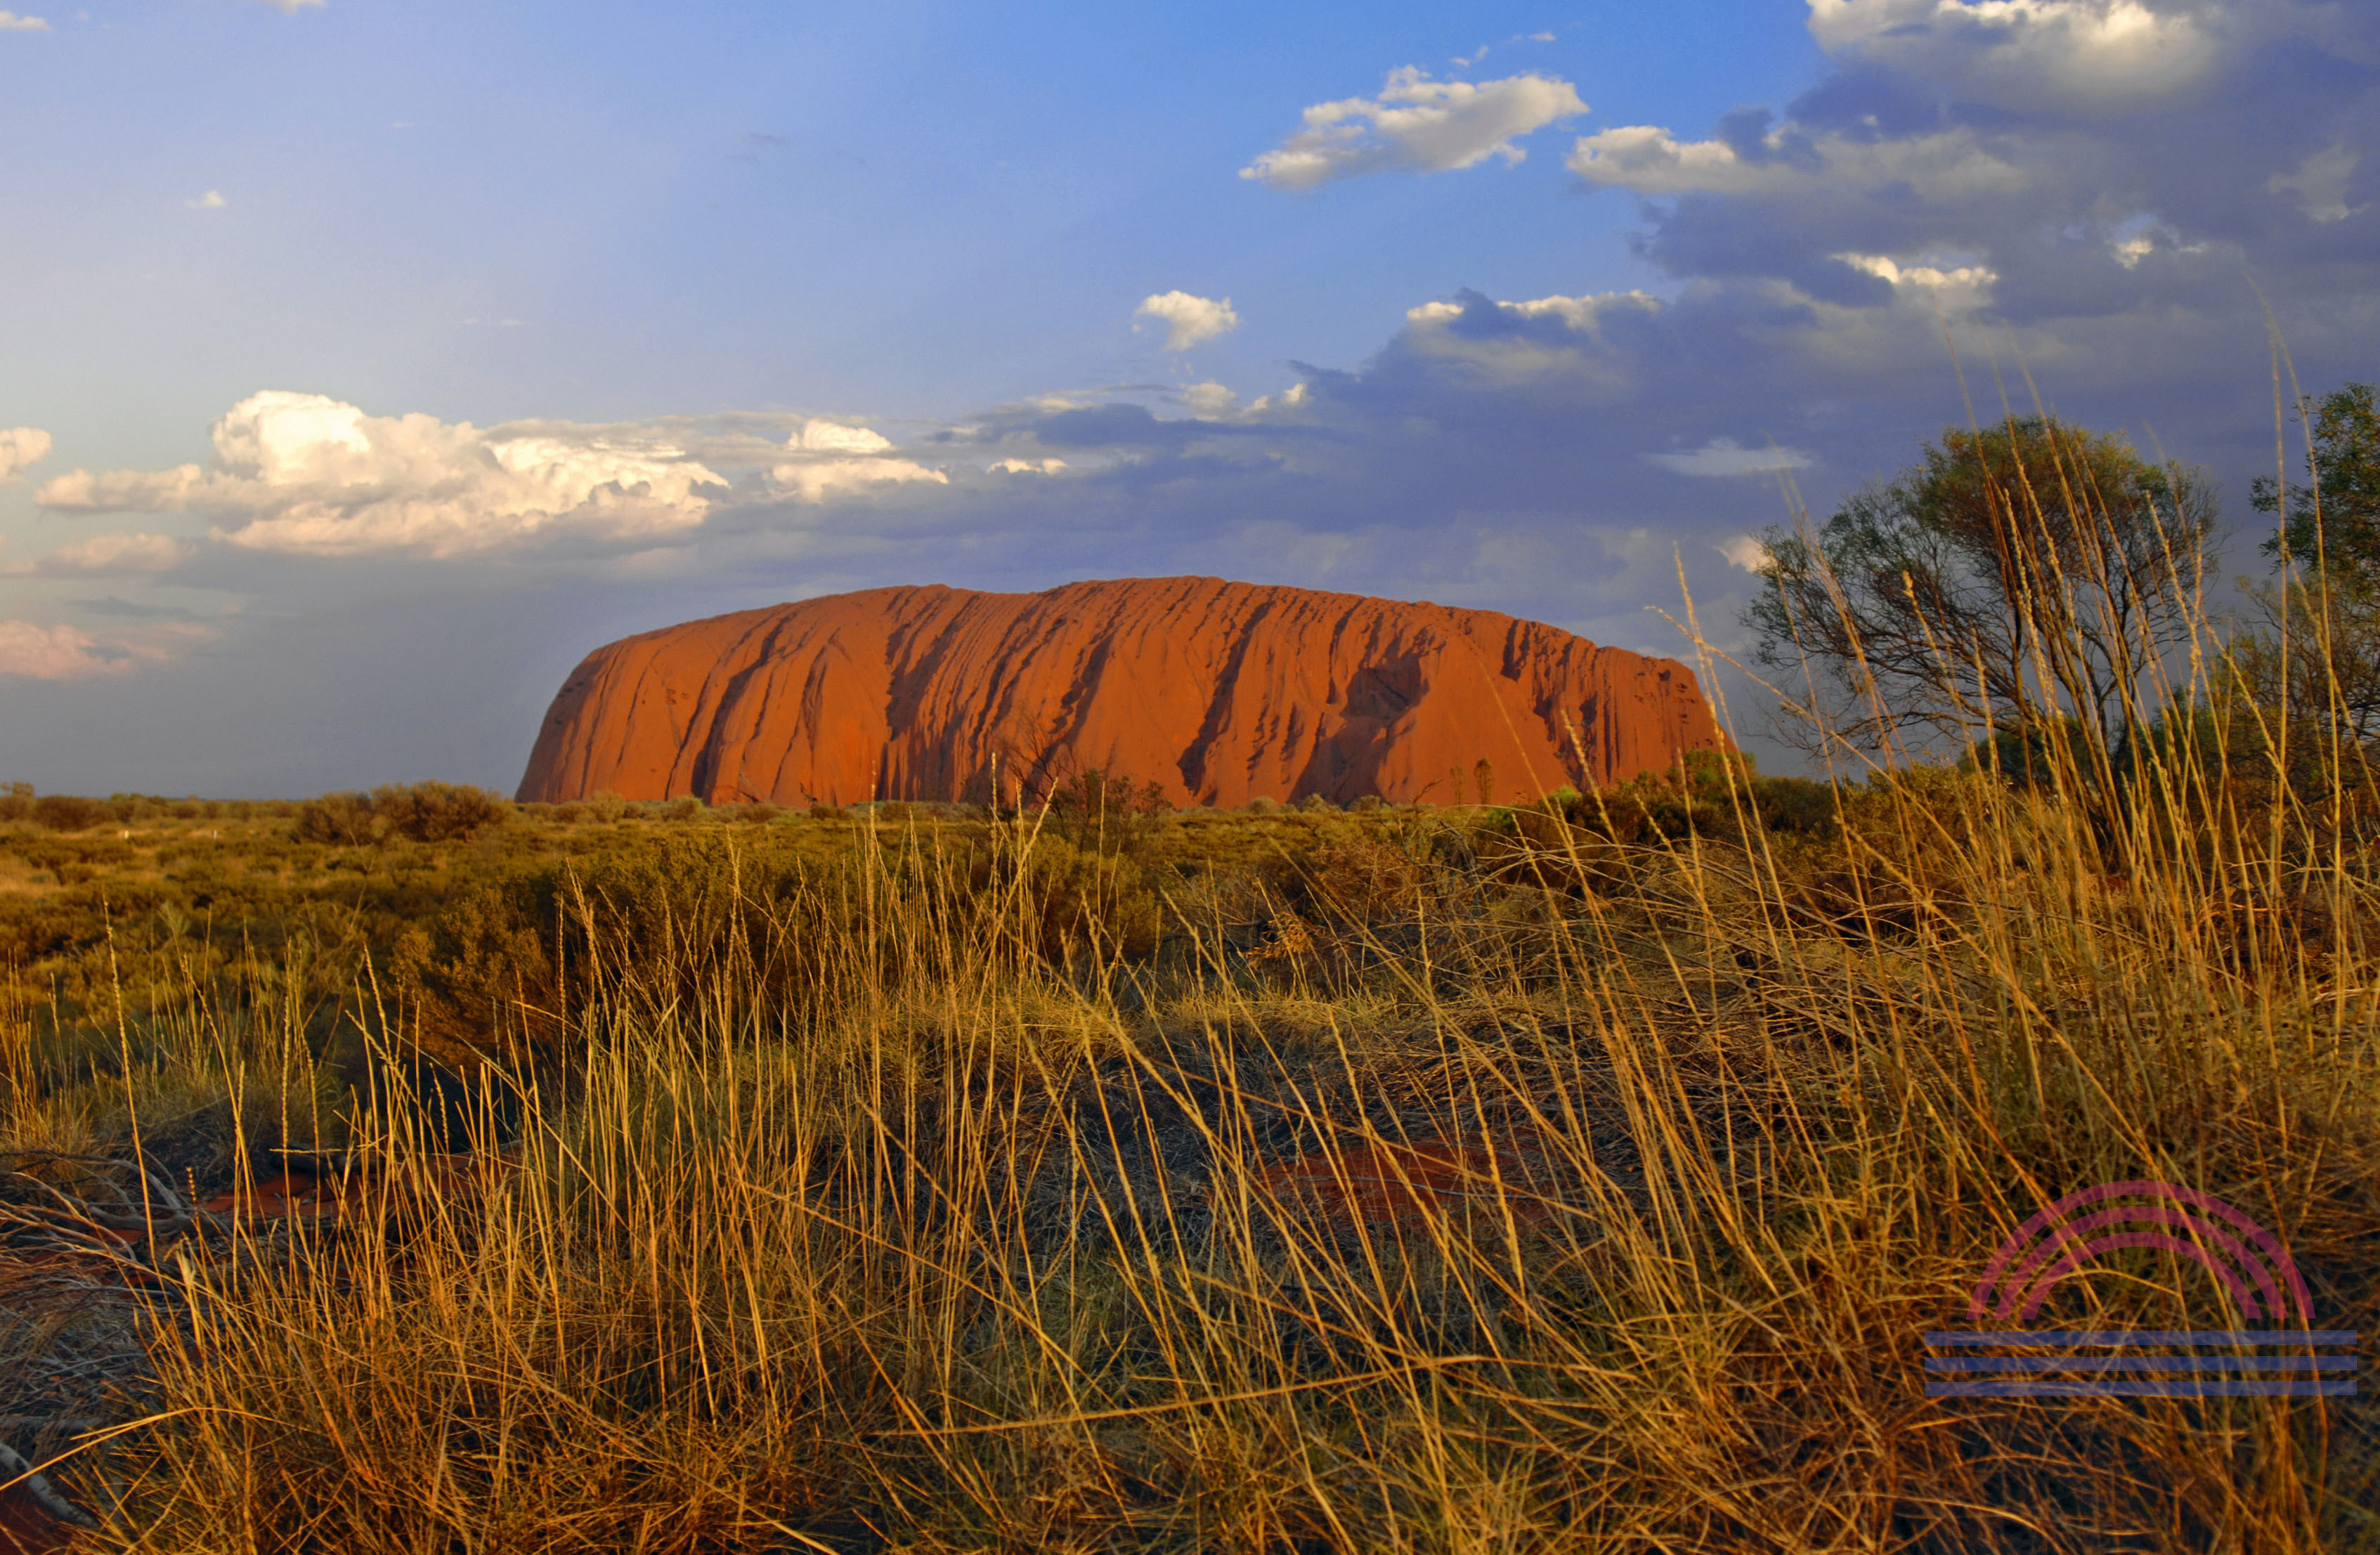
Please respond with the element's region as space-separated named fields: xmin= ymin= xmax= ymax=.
xmin=5 ymin=725 xmax=2351 ymax=1555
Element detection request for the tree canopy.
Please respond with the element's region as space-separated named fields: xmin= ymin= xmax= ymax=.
xmin=1745 ymin=416 xmax=2218 ymax=761
xmin=2257 ymin=381 xmax=2380 ymax=588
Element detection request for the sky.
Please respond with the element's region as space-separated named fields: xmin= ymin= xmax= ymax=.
xmin=1 ymin=0 xmax=2375 ymax=797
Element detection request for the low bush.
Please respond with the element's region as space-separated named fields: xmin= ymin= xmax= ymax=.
xmin=1041 ymin=769 xmax=1172 ymax=855
xmin=374 ymin=781 xmax=511 ymax=842
xmin=289 ymin=782 xmax=510 ymax=847
xmin=31 ymin=794 xmax=108 ymax=833
xmin=289 ymin=791 xmax=380 ymax=845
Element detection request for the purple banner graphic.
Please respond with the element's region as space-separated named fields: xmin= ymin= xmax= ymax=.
xmin=1923 ymin=1183 xmax=2356 ymax=1399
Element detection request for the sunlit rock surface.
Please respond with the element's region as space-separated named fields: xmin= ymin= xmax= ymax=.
xmin=516 ymin=577 xmax=1725 ymax=807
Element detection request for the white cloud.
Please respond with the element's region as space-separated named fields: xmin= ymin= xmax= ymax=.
xmin=1240 ymin=67 xmax=1587 ymax=190
xmin=1833 ymin=252 xmax=1998 ymax=292
xmin=0 ymin=622 xmax=132 ymax=679
xmin=1526 ymin=31 xmax=1556 ymax=42
xmin=254 ymin=0 xmax=325 ymax=11
xmin=769 ymin=419 xmax=947 ymax=502
xmin=1567 ymin=123 xmax=2023 ymax=200
xmin=37 ymin=390 xmax=729 ymax=557
xmin=2098 ymin=215 xmax=2203 ymax=268
xmin=1399 ymin=289 xmax=1663 ymax=387
xmin=789 ymin=418 xmax=895 ymax=454
xmin=0 ymin=11 xmax=49 ymax=29
xmin=1134 ymin=291 xmax=1240 ymax=351
xmin=1182 ymin=381 xmax=1240 ymax=418
xmin=35 ymin=464 xmax=204 ymax=512
xmin=0 ymin=426 xmax=51 ymax=484
xmin=187 ymin=190 xmax=228 ymax=210
xmin=1717 ymin=535 xmax=1774 ymax=573
xmin=2270 ymin=141 xmax=2360 ymax=223
xmin=1649 ymin=438 xmax=1815 ymax=477
xmin=0 ymin=533 xmax=190 ymax=577
xmin=1403 ymin=292 xmax=1665 ymax=333
xmin=1807 ymin=0 xmax=2226 ymax=114
xmin=991 ymin=457 xmax=1068 ymax=475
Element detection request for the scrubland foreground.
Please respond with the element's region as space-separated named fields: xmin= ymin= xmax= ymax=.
xmin=1 ymin=716 xmax=2376 ymax=1551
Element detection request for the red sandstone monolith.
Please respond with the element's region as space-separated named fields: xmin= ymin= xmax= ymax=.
xmin=516 ymin=578 xmax=1725 ymax=807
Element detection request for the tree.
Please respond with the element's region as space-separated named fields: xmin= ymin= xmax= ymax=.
xmin=2256 ymin=382 xmax=2380 ymax=586
xmin=2238 ymin=382 xmax=2380 ymax=743
xmin=1745 ymin=415 xmax=2218 ymax=764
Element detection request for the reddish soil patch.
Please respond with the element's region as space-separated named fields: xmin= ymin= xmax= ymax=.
xmin=0 ymin=1492 xmax=76 ymax=1555
xmin=195 ymin=1151 xmax=522 ymax=1225
xmin=197 ymin=1170 xmax=357 ymax=1221
xmin=1259 ymin=1138 xmax=1565 ymax=1232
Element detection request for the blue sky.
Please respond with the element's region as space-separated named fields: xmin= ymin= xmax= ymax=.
xmin=2 ymin=0 xmax=2375 ymax=795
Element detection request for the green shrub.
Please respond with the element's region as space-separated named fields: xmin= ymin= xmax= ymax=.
xmin=32 ymin=794 xmax=107 ymax=833
xmin=290 ymin=792 xmax=381 ymax=845
xmin=373 ymin=781 xmax=512 ymax=843
xmin=1043 ymin=770 xmax=1172 ymax=856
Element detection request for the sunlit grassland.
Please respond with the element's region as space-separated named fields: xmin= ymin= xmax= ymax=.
xmin=1 ymin=701 xmax=2373 ymax=1554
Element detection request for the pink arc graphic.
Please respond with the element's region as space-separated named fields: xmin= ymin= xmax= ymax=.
xmin=1967 ymin=1180 xmax=2313 ymax=1323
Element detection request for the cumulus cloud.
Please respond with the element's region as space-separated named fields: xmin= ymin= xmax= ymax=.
xmin=2270 ymin=141 xmax=2361 ymax=223
xmin=0 ymin=11 xmax=48 ymax=30
xmin=788 ymin=418 xmax=895 ymax=455
xmin=991 ymin=457 xmax=1068 ymax=474
xmin=187 ymin=190 xmax=228 ymax=211
xmin=1649 ymin=438 xmax=1816 ymax=477
xmin=1182 ymin=382 xmax=1240 ymax=419
xmin=1549 ymin=0 xmax=2380 ymax=356
xmin=1807 ymin=0 xmax=2226 ymax=115
xmin=1397 ymin=288 xmax=1664 ymax=391
xmin=1567 ymin=122 xmax=2022 ymax=201
xmin=38 ymin=391 xmax=729 ymax=557
xmin=0 ymin=533 xmax=190 ymax=578
xmin=769 ymin=418 xmax=947 ymax=502
xmin=0 ymin=427 xmax=51 ymax=484
xmin=1834 ymin=252 xmax=1998 ymax=297
xmin=1240 ymin=67 xmax=1586 ymax=190
xmin=35 ymin=464 xmax=205 ymax=512
xmin=1134 ymin=291 xmax=1240 ymax=351
xmin=1717 ymin=535 xmax=1774 ymax=573
xmin=0 ymin=533 xmax=185 ymax=578
xmin=0 ymin=622 xmax=132 ymax=679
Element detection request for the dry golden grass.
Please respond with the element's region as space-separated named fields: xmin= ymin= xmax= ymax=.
xmin=0 ymin=717 xmax=2362 ymax=1554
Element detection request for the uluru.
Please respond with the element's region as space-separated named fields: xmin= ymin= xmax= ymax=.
xmin=516 ymin=577 xmax=1726 ymax=808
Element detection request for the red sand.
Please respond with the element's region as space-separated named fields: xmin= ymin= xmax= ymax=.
xmin=1259 ymin=1139 xmax=1564 ymax=1231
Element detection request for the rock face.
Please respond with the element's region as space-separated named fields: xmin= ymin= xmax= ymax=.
xmin=516 ymin=578 xmax=1725 ymax=808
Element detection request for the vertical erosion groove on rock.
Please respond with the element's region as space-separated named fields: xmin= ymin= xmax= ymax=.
xmin=516 ymin=577 xmax=1728 ymax=807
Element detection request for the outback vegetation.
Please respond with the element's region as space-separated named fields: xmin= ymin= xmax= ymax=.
xmin=1 ymin=398 xmax=2378 ymax=1552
